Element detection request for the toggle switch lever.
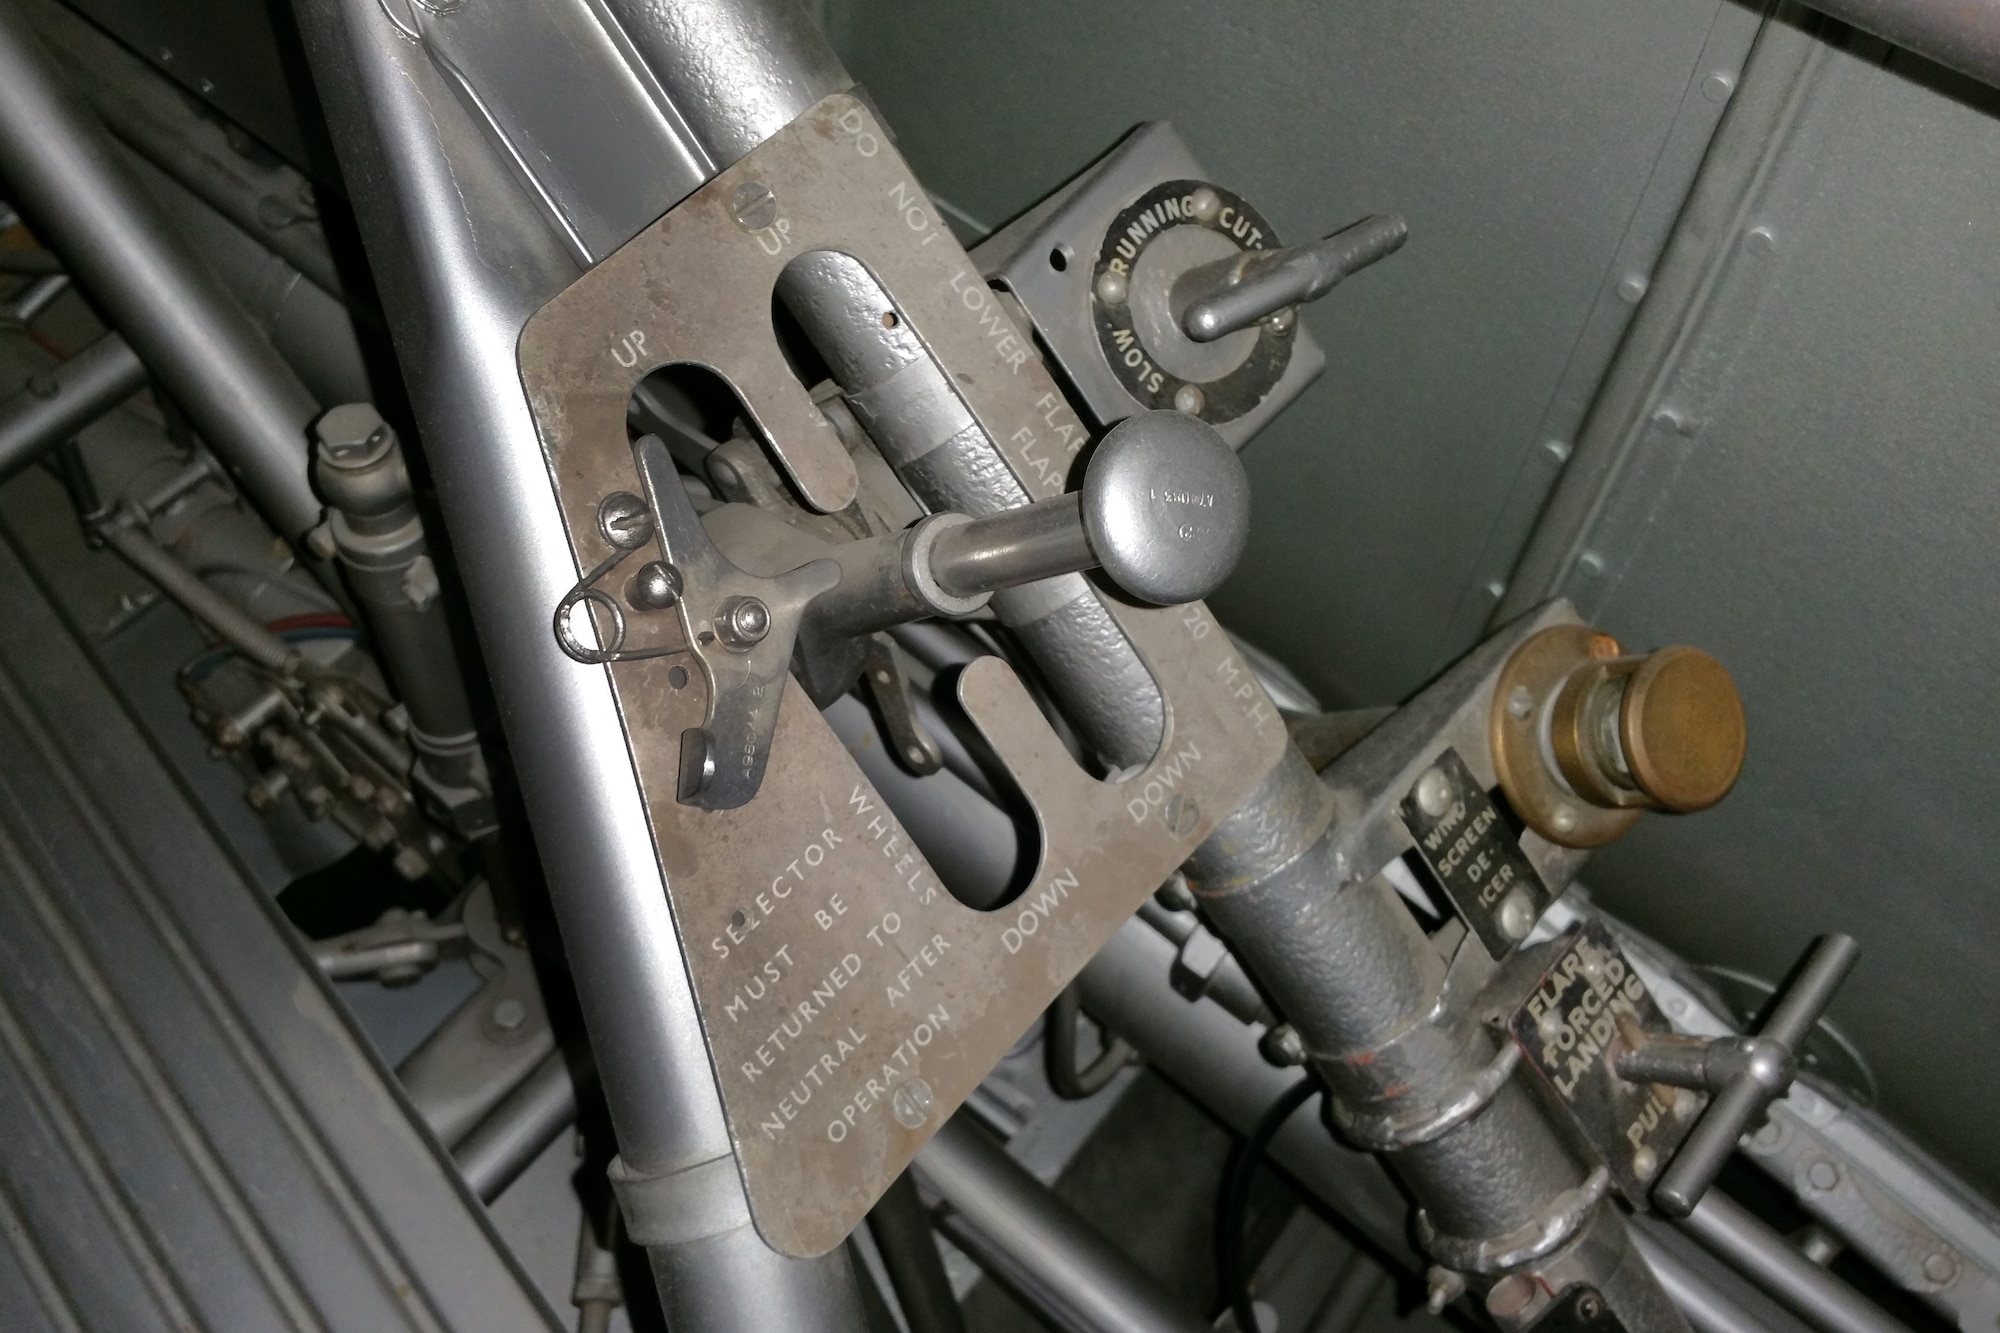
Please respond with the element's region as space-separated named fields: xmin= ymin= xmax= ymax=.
xmin=1175 ymin=213 xmax=1409 ymax=344
xmin=1617 ymin=934 xmax=1860 ymax=1217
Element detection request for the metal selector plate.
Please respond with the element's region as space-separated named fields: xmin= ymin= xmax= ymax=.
xmin=516 ymin=95 xmax=1287 ymax=1257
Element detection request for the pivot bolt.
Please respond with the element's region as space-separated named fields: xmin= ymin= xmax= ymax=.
xmin=629 ymin=560 xmax=682 ymax=611
xmin=718 ymin=596 xmax=772 ymax=648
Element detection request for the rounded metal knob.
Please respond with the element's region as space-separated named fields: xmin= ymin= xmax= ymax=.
xmin=1080 ymin=410 xmax=1250 ymax=606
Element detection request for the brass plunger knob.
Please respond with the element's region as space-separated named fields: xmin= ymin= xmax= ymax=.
xmin=1550 ymin=644 xmax=1746 ymax=814
xmin=1620 ymin=648 xmax=1747 ymax=811
xmin=1492 ymin=625 xmax=1747 ymax=848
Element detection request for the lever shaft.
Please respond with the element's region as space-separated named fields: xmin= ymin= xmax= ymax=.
xmin=927 ymin=409 xmax=1250 ymax=607
xmin=1176 ymin=214 xmax=1408 ymax=344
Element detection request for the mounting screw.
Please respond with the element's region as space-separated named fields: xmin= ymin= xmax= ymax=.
xmin=1415 ymin=767 xmax=1453 ymax=818
xmin=1094 ymin=269 xmax=1128 ymax=305
xmin=1258 ymin=1023 xmax=1307 ymax=1068
xmin=597 ymin=491 xmax=652 ymax=550
xmin=1189 ymin=187 xmax=1222 ymax=224
xmin=730 ymin=180 xmax=778 ymax=232
xmin=490 ymin=997 xmax=527 ymax=1034
xmin=1172 ymin=383 xmax=1205 ymax=415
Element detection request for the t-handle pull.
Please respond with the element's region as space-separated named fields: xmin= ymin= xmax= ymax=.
xmin=1618 ymin=934 xmax=1860 ymax=1217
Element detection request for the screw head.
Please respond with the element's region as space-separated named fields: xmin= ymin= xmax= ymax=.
xmin=720 ymin=597 xmax=772 ymax=648
xmin=597 ymin=491 xmax=652 ymax=550
xmin=1415 ymin=767 xmax=1453 ymax=818
xmin=891 ymin=1077 xmax=934 ymax=1128
xmin=1172 ymin=383 xmax=1206 ymax=415
xmin=1189 ymin=186 xmax=1222 ymax=224
xmin=629 ymin=560 xmax=682 ymax=611
xmin=1498 ymin=887 xmax=1537 ymax=940
xmin=730 ymin=180 xmax=778 ymax=232
xmin=491 ymin=997 xmax=527 ymax=1033
xmin=1922 ymin=1252 xmax=1958 ymax=1285
xmin=1164 ymin=793 xmax=1200 ymax=837
xmin=1507 ymin=685 xmax=1535 ymax=720
xmin=1808 ymin=1160 xmax=1840 ymax=1191
xmin=1259 ymin=1024 xmax=1307 ymax=1068
xmin=1264 ymin=307 xmax=1297 ymax=333
xmin=1094 ymin=269 xmax=1129 ymax=305
xmin=1633 ymin=1145 xmax=1659 ymax=1179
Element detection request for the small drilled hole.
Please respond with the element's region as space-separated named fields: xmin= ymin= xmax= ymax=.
xmin=668 ymin=664 xmax=689 ymax=689
xmin=881 ymin=310 xmax=899 ymax=328
xmin=1048 ymin=246 xmax=1070 ymax=272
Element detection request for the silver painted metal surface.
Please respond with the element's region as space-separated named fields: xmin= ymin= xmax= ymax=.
xmin=1074 ymin=916 xmax=1817 ymax=1333
xmin=926 ymin=409 xmax=1249 ymax=606
xmin=0 ymin=1 xmax=323 ymax=540
xmin=1681 ymin=1196 xmax=1910 ymax=1333
xmin=288 ymin=0 xmax=865 ymax=1324
xmin=315 ymin=403 xmax=489 ymax=825
xmin=101 ymin=521 xmax=298 ymax=672
xmin=0 ymin=331 xmax=146 ymax=482
xmin=457 ymin=1050 xmax=579 ymax=1205
xmin=1563 ymin=894 xmax=2000 ymax=1332
xmin=388 ymin=0 xmax=709 ymax=265
xmin=914 ymin=1114 xmax=1210 ymax=1333
xmin=0 ymin=520 xmax=559 ymax=1332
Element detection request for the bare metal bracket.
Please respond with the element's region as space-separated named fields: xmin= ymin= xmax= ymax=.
xmin=516 ymin=94 xmax=1287 ymax=1256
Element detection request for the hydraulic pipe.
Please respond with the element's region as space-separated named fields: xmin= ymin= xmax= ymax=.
xmin=101 ymin=522 xmax=299 ymax=673
xmin=457 ymin=1049 xmax=578 ymax=1203
xmin=1679 ymin=1196 xmax=1909 ymax=1333
xmin=914 ymin=1115 xmax=1209 ymax=1333
xmin=0 ymin=5 xmax=324 ymax=540
xmin=0 ymin=332 xmax=147 ymax=482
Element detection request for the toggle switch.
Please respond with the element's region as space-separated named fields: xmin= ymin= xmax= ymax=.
xmin=1174 ymin=214 xmax=1408 ymax=344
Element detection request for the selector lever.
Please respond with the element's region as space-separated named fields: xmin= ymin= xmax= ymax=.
xmin=925 ymin=408 xmax=1251 ymax=606
xmin=1176 ymin=214 xmax=1409 ymax=344
xmin=559 ymin=410 xmax=1252 ymax=811
xmin=1617 ymin=934 xmax=1860 ymax=1217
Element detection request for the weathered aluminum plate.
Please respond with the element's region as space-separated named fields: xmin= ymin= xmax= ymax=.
xmin=516 ymin=93 xmax=1288 ymax=1257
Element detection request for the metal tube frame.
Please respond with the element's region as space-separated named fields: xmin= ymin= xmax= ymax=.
xmin=0 ymin=2 xmax=324 ymax=540
xmin=286 ymin=0 xmax=863 ymax=1327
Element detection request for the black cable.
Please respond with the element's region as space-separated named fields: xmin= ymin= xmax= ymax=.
xmin=864 ymin=1169 xmax=965 ymax=1333
xmin=1044 ymin=984 xmax=1134 ymax=1100
xmin=1218 ymin=1074 xmax=1322 ymax=1333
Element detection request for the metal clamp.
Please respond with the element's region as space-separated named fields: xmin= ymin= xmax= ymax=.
xmin=1621 ymin=933 xmax=1860 ymax=1217
xmin=1417 ymin=1165 xmax=1611 ymax=1274
xmin=1331 ymin=1038 xmax=1522 ymax=1153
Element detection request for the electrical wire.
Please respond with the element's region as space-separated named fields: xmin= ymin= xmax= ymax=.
xmin=1044 ymin=984 xmax=1134 ymax=1100
xmin=1217 ymin=1073 xmax=1322 ymax=1333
